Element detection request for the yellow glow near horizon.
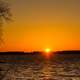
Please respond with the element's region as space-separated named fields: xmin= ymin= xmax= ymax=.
xmin=43 ymin=48 xmax=52 ymax=59
xmin=45 ymin=48 xmax=51 ymax=53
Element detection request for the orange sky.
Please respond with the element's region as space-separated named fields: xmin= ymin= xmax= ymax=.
xmin=0 ymin=0 xmax=80 ymax=52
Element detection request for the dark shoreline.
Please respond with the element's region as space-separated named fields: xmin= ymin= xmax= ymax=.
xmin=0 ymin=50 xmax=80 ymax=63
xmin=0 ymin=50 xmax=80 ymax=55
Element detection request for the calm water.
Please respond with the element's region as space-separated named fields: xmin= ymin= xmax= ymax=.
xmin=0 ymin=59 xmax=80 ymax=80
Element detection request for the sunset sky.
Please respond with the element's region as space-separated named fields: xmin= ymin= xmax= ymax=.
xmin=0 ymin=0 xmax=80 ymax=52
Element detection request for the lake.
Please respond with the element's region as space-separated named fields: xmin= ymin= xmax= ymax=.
xmin=0 ymin=51 xmax=80 ymax=80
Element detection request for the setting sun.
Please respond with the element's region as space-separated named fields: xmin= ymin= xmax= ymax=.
xmin=45 ymin=48 xmax=51 ymax=53
xmin=43 ymin=48 xmax=52 ymax=59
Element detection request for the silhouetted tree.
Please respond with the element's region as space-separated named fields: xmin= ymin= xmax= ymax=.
xmin=0 ymin=0 xmax=11 ymax=45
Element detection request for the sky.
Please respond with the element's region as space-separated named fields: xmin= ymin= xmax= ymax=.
xmin=0 ymin=0 xmax=80 ymax=52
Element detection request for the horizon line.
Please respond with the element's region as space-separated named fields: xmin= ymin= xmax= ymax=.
xmin=0 ymin=50 xmax=80 ymax=53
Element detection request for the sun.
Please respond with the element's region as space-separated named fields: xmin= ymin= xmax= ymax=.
xmin=43 ymin=48 xmax=52 ymax=59
xmin=45 ymin=48 xmax=51 ymax=53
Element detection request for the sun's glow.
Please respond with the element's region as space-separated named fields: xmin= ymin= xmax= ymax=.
xmin=45 ymin=48 xmax=51 ymax=53
xmin=43 ymin=48 xmax=52 ymax=59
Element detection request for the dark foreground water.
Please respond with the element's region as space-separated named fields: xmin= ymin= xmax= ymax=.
xmin=0 ymin=60 xmax=80 ymax=80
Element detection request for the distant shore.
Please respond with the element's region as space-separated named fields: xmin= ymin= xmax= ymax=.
xmin=0 ymin=50 xmax=80 ymax=63
xmin=0 ymin=50 xmax=80 ymax=55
